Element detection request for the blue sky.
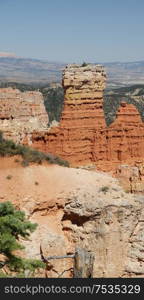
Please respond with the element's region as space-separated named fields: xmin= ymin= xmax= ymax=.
xmin=0 ymin=0 xmax=144 ymax=62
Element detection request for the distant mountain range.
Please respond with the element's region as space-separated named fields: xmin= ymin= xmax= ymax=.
xmin=104 ymin=61 xmax=144 ymax=87
xmin=0 ymin=56 xmax=65 ymax=85
xmin=0 ymin=55 xmax=144 ymax=87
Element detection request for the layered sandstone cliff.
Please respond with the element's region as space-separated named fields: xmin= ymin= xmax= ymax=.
xmin=0 ymin=88 xmax=48 ymax=143
xmin=95 ymin=102 xmax=144 ymax=171
xmin=96 ymin=102 xmax=144 ymax=192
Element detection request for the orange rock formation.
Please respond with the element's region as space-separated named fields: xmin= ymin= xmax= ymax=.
xmin=31 ymin=65 xmax=144 ymax=172
xmin=95 ymin=102 xmax=144 ymax=171
xmin=32 ymin=64 xmax=107 ymax=165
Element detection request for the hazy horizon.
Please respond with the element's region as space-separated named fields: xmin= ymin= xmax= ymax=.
xmin=1 ymin=51 xmax=144 ymax=65
xmin=0 ymin=0 xmax=144 ymax=63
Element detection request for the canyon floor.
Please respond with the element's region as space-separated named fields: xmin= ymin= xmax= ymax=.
xmin=1 ymin=157 xmax=144 ymax=277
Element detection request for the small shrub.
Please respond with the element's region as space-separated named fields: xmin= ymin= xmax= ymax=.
xmin=100 ymin=186 xmax=109 ymax=193
xmin=0 ymin=201 xmax=45 ymax=277
xmin=0 ymin=131 xmax=3 ymax=143
xmin=14 ymin=159 xmax=20 ymax=163
xmin=112 ymin=187 xmax=118 ymax=191
xmin=35 ymin=181 xmax=39 ymax=186
xmin=51 ymin=155 xmax=69 ymax=167
xmin=81 ymin=62 xmax=88 ymax=67
xmin=125 ymin=189 xmax=130 ymax=193
xmin=21 ymin=160 xmax=29 ymax=167
xmin=0 ymin=131 xmax=69 ymax=168
xmin=6 ymin=175 xmax=12 ymax=180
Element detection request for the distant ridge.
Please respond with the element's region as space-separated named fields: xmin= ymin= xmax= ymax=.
xmin=0 ymin=55 xmax=144 ymax=86
xmin=0 ymin=52 xmax=17 ymax=58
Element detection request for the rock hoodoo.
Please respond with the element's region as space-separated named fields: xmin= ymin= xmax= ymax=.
xmin=31 ymin=64 xmax=107 ymax=165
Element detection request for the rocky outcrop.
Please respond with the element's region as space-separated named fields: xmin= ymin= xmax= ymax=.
xmin=115 ymin=163 xmax=144 ymax=193
xmin=1 ymin=159 xmax=144 ymax=277
xmin=94 ymin=102 xmax=144 ymax=171
xmin=94 ymin=102 xmax=144 ymax=192
xmin=0 ymin=88 xmax=48 ymax=143
xmin=62 ymin=188 xmax=142 ymax=277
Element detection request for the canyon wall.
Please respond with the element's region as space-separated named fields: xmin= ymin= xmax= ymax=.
xmin=0 ymin=88 xmax=48 ymax=144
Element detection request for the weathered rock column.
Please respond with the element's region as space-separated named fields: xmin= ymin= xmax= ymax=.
xmin=32 ymin=64 xmax=107 ymax=166
xmin=59 ymin=64 xmax=107 ymax=165
xmin=61 ymin=64 xmax=106 ymax=128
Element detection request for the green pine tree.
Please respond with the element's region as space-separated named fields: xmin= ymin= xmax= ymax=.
xmin=0 ymin=201 xmax=45 ymax=277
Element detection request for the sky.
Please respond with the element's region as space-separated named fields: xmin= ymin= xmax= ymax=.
xmin=0 ymin=0 xmax=144 ymax=63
